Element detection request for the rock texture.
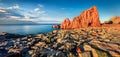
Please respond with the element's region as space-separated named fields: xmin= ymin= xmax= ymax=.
xmin=61 ymin=18 xmax=71 ymax=29
xmin=1 ymin=27 xmax=120 ymax=57
xmin=61 ymin=6 xmax=101 ymax=29
xmin=84 ymin=45 xmax=98 ymax=57
xmin=104 ymin=16 xmax=120 ymax=24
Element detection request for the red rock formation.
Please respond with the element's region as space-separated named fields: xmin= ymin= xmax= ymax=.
xmin=61 ymin=18 xmax=71 ymax=29
xmin=61 ymin=6 xmax=101 ymax=29
xmin=71 ymin=16 xmax=82 ymax=29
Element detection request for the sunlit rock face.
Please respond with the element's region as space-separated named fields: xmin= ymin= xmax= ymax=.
xmin=61 ymin=6 xmax=101 ymax=29
xmin=104 ymin=16 xmax=120 ymax=24
xmin=61 ymin=18 xmax=71 ymax=29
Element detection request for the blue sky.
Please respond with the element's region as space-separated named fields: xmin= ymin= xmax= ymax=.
xmin=0 ymin=0 xmax=120 ymax=23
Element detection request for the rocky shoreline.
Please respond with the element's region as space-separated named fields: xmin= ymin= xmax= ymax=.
xmin=0 ymin=27 xmax=120 ymax=57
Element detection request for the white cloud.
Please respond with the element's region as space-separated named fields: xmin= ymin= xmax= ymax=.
xmin=0 ymin=9 xmax=6 ymax=12
xmin=38 ymin=4 xmax=44 ymax=7
xmin=8 ymin=4 xmax=20 ymax=9
xmin=38 ymin=11 xmax=46 ymax=14
xmin=25 ymin=7 xmax=46 ymax=18
xmin=9 ymin=16 xmax=21 ymax=19
xmin=0 ymin=8 xmax=25 ymax=19
xmin=23 ymin=12 xmax=38 ymax=18
xmin=34 ymin=8 xmax=40 ymax=12
xmin=33 ymin=8 xmax=46 ymax=15
xmin=2 ymin=4 xmax=47 ymax=21
xmin=24 ymin=15 xmax=30 ymax=19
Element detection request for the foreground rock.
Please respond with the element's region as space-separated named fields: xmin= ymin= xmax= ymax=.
xmin=61 ymin=6 xmax=101 ymax=29
xmin=84 ymin=45 xmax=98 ymax=57
xmin=0 ymin=27 xmax=120 ymax=57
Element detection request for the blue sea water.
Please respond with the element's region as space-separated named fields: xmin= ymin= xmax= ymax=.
xmin=0 ymin=24 xmax=56 ymax=35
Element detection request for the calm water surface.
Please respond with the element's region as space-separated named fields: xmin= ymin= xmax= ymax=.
xmin=0 ymin=25 xmax=56 ymax=35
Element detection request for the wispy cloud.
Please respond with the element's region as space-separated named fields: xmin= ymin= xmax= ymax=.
xmin=0 ymin=3 xmax=61 ymax=24
xmin=38 ymin=4 xmax=44 ymax=7
xmin=24 ymin=15 xmax=30 ymax=19
xmin=0 ymin=9 xmax=6 ymax=12
xmin=0 ymin=9 xmax=23 ymax=19
xmin=38 ymin=11 xmax=46 ymax=14
xmin=9 ymin=16 xmax=21 ymax=19
xmin=23 ymin=7 xmax=46 ymax=19
xmin=7 ymin=4 xmax=20 ymax=10
xmin=34 ymin=8 xmax=40 ymax=12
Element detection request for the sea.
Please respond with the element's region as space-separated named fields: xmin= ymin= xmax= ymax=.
xmin=0 ymin=24 xmax=57 ymax=35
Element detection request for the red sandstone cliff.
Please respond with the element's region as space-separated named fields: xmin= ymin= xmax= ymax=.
xmin=61 ymin=6 xmax=101 ymax=29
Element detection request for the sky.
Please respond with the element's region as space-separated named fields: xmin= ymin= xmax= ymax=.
xmin=0 ymin=0 xmax=120 ymax=23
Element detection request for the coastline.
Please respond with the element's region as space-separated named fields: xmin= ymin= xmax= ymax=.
xmin=0 ymin=27 xmax=120 ymax=57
